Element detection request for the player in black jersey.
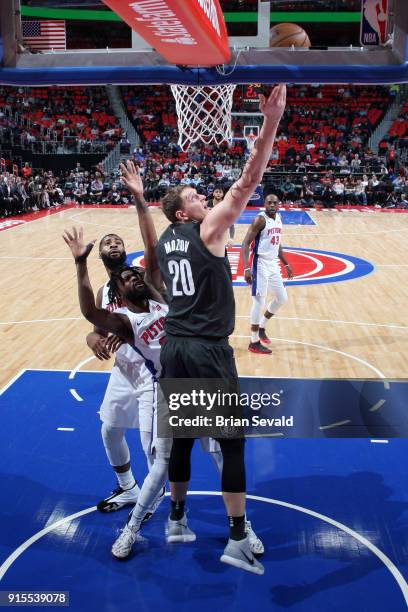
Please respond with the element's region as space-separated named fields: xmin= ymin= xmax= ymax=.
xmin=156 ymin=85 xmax=287 ymax=575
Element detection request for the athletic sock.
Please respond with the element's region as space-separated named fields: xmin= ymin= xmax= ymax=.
xmin=228 ymin=515 xmax=246 ymax=541
xmin=260 ymin=311 xmax=273 ymax=328
xmin=170 ymin=500 xmax=185 ymax=521
xmin=250 ymin=331 xmax=259 ymax=343
xmin=116 ymin=468 xmax=136 ymax=491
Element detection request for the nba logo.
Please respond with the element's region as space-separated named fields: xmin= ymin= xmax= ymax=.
xmin=360 ymin=0 xmax=389 ymax=46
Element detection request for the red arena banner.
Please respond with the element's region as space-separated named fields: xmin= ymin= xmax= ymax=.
xmin=101 ymin=0 xmax=230 ymax=66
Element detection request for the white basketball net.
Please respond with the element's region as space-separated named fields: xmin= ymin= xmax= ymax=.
xmin=170 ymin=84 xmax=236 ymax=151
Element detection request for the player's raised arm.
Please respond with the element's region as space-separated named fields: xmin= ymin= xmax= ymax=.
xmin=63 ymin=226 xmax=133 ymax=342
xmin=120 ymin=160 xmax=162 ymax=290
xmin=86 ymin=285 xmax=111 ymax=360
xmin=201 ymin=85 xmax=286 ymax=247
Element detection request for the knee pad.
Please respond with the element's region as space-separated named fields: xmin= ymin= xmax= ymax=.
xmin=101 ymin=423 xmax=130 ymax=467
xmin=168 ymin=438 xmax=194 ymax=483
xmin=218 ymin=438 xmax=246 ymax=493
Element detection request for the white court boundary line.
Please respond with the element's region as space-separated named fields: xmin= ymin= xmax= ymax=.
xmin=233 ymin=335 xmax=386 ymax=378
xmin=0 ymin=207 xmax=74 ymax=233
xmin=0 ymin=315 xmax=407 ymax=331
xmin=0 ymin=256 xmax=73 ymax=261
xmin=69 ymin=355 xmax=96 ymax=380
xmin=67 ymin=208 xmax=145 ymax=232
xmin=0 ymin=370 xmax=26 ymax=396
xmin=0 ymin=317 xmax=82 ymax=325
xmin=0 ymin=491 xmax=406 ymax=607
xmin=235 ymin=314 xmax=408 ymax=331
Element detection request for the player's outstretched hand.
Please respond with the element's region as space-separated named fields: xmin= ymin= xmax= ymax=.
xmin=120 ymin=160 xmax=144 ymax=198
xmin=105 ymin=334 xmax=124 ymax=354
xmin=63 ymin=226 xmax=96 ymax=262
xmin=259 ymin=84 xmax=286 ymax=123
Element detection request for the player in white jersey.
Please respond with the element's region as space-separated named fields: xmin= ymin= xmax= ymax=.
xmin=64 ymin=219 xmax=173 ymax=559
xmin=87 ymin=233 xmax=160 ymax=514
xmin=242 ymin=193 xmax=293 ymax=354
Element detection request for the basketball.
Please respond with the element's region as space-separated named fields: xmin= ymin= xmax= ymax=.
xmin=269 ymin=23 xmax=311 ymax=48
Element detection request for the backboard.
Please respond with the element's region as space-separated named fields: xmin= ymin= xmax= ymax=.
xmin=0 ymin=0 xmax=408 ymax=85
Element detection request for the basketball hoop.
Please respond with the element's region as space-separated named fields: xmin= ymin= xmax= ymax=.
xmin=245 ymin=132 xmax=257 ymax=152
xmin=244 ymin=126 xmax=259 ymax=152
xmin=170 ymin=84 xmax=236 ymax=151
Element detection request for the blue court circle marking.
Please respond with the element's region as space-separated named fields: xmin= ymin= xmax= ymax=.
xmin=284 ymin=246 xmax=375 ymax=286
xmin=0 ymin=492 xmax=406 ymax=606
xmin=127 ymin=247 xmax=375 ymax=287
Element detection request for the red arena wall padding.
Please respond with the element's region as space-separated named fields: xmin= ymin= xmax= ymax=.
xmin=101 ymin=0 xmax=230 ymax=66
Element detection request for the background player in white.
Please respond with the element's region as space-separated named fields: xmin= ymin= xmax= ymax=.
xmin=242 ymin=193 xmax=293 ymax=355
xmin=87 ymin=232 xmax=159 ymax=514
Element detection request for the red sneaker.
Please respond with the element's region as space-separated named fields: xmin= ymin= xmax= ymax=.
xmin=259 ymin=328 xmax=271 ymax=345
xmin=248 ymin=341 xmax=272 ymax=355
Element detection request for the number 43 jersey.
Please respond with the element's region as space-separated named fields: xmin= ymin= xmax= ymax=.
xmin=156 ymin=222 xmax=235 ymax=339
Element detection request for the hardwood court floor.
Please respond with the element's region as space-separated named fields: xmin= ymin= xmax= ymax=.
xmin=1 ymin=205 xmax=407 ymax=389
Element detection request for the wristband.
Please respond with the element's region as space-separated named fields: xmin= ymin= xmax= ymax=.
xmin=244 ymin=267 xmax=251 ymax=272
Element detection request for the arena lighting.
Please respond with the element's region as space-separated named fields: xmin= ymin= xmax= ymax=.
xmin=100 ymin=0 xmax=231 ymax=65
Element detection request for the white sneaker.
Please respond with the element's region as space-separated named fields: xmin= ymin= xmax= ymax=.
xmin=111 ymin=524 xmax=145 ymax=560
xmin=245 ymin=520 xmax=264 ymax=556
xmin=97 ymin=482 xmax=140 ymax=513
xmin=142 ymin=487 xmax=166 ymax=524
xmin=220 ymin=536 xmax=264 ymax=575
xmin=166 ymin=514 xmax=196 ymax=543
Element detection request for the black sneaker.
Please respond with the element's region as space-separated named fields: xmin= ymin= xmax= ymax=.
xmin=259 ymin=328 xmax=272 ymax=345
xmin=248 ymin=341 xmax=272 ymax=355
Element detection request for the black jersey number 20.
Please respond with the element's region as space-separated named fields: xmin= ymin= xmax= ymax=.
xmin=168 ymin=259 xmax=195 ymax=296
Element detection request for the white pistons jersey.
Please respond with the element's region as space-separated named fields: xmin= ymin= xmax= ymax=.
xmin=101 ymin=282 xmax=141 ymax=364
xmin=252 ymin=211 xmax=282 ymax=260
xmin=99 ymin=282 xmax=155 ymax=430
xmin=117 ymin=300 xmax=168 ymax=380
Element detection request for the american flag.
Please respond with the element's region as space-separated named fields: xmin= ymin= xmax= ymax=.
xmin=22 ymin=20 xmax=66 ymax=51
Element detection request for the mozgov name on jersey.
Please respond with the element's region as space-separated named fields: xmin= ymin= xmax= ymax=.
xmin=164 ymin=239 xmax=190 ymax=255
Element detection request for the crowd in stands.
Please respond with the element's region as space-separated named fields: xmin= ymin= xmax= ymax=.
xmin=1 ymin=83 xmax=408 ymax=217
xmin=2 ymin=155 xmax=408 ymax=218
xmin=0 ymin=86 xmax=123 ymax=154
xmin=117 ymin=83 xmax=407 ymax=206
xmin=379 ymin=98 xmax=408 ymax=153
